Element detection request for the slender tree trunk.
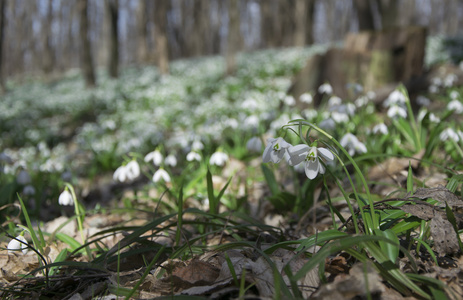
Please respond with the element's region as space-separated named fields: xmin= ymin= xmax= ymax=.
xmin=294 ymin=0 xmax=307 ymax=47
xmin=137 ymin=0 xmax=148 ymax=62
xmin=305 ymin=0 xmax=315 ymax=45
xmin=42 ymin=0 xmax=54 ymax=74
xmin=226 ymin=0 xmax=240 ymax=75
xmin=0 ymin=0 xmax=5 ymax=93
xmin=378 ymin=0 xmax=399 ymax=29
xmin=106 ymin=0 xmax=118 ymax=78
xmin=154 ymin=0 xmax=169 ymax=74
xmin=79 ymin=0 xmax=96 ymax=87
xmin=353 ymin=0 xmax=375 ymax=31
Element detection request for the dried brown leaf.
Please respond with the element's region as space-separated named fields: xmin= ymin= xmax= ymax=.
xmin=430 ymin=212 xmax=460 ymax=256
xmin=399 ymin=203 xmax=435 ymax=220
xmin=409 ymin=186 xmax=463 ymax=208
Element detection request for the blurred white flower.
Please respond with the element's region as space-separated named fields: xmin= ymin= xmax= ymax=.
xmin=355 ymin=96 xmax=369 ymax=107
xmin=152 ymin=168 xmax=171 ymax=183
xmin=440 ymin=128 xmax=460 ymax=142
xmin=429 ymin=113 xmax=440 ymax=123
xmin=319 ymin=118 xmax=336 ymax=131
xmin=299 ymin=93 xmax=313 ymax=104
xmin=283 ymin=95 xmax=296 ymax=106
xmin=144 ymin=150 xmax=163 ymax=166
xmin=447 ymin=100 xmax=463 ymax=114
xmin=372 ymin=123 xmax=388 ymax=135
xmin=340 ymin=133 xmax=367 ymax=156
xmin=246 ymin=136 xmax=262 ymax=153
xmin=16 ymin=170 xmax=31 ymax=185
xmin=450 ymin=91 xmax=460 ymax=100
xmin=331 ymin=112 xmax=349 ymax=123
xmin=328 ymin=96 xmax=342 ymax=107
xmin=59 ymin=189 xmax=74 ymax=206
xmin=244 ymin=115 xmax=260 ymax=129
xmin=262 ymin=137 xmax=291 ymax=164
xmin=210 ymin=151 xmax=229 ymax=166
xmin=287 ymin=145 xmax=334 ymax=179
xmin=444 ymin=74 xmax=457 ymax=87
xmin=22 ymin=185 xmax=36 ymax=196
xmin=384 ymin=90 xmax=406 ymax=107
xmin=8 ymin=235 xmax=28 ymax=254
xmin=387 ymin=105 xmax=407 ymax=119
xmin=318 ymin=83 xmax=333 ymax=95
xmin=366 ymin=91 xmax=376 ymax=100
xmin=191 ymin=140 xmax=204 ymax=151
xmin=165 ymin=154 xmax=177 ymax=167
xmin=113 ymin=160 xmax=140 ymax=182
xmin=186 ymin=151 xmax=202 ymax=162
xmin=416 ymin=95 xmax=430 ymax=107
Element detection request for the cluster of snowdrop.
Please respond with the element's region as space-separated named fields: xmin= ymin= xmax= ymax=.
xmin=383 ymin=90 xmax=407 ymax=119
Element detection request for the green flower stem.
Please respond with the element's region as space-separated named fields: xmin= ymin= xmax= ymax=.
xmin=399 ymin=84 xmax=421 ymax=150
xmin=287 ymin=120 xmax=379 ymax=232
xmin=451 ymin=139 xmax=463 ymax=158
xmin=65 ymin=183 xmax=92 ymax=260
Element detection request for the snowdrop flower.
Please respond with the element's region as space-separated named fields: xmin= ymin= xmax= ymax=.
xmin=447 ymin=100 xmax=463 ymax=114
xmin=8 ymin=235 xmax=28 ymax=254
xmin=387 ymin=105 xmax=407 ymax=119
xmin=331 ymin=112 xmax=349 ymax=123
xmin=318 ymin=83 xmax=333 ymax=95
xmin=355 ymin=96 xmax=369 ymax=107
xmin=450 ymin=91 xmax=460 ymax=100
xmin=366 ymin=91 xmax=376 ymax=100
xmin=319 ymin=118 xmax=336 ymax=131
xmin=340 ymin=133 xmax=367 ymax=156
xmin=302 ymin=109 xmax=317 ymax=120
xmin=416 ymin=95 xmax=430 ymax=107
xmin=186 ymin=151 xmax=202 ymax=162
xmin=328 ymin=96 xmax=342 ymax=107
xmin=262 ymin=137 xmax=291 ymax=164
xmin=152 ymin=168 xmax=171 ymax=183
xmin=244 ymin=115 xmax=260 ymax=129
xmin=246 ymin=136 xmax=262 ymax=153
xmin=210 ymin=151 xmax=229 ymax=166
xmin=444 ymin=74 xmax=457 ymax=87
xmin=22 ymin=185 xmax=36 ymax=196
xmin=372 ymin=123 xmax=388 ymax=135
xmin=59 ymin=189 xmax=74 ymax=206
xmin=429 ymin=113 xmax=440 ymax=123
xmin=16 ymin=170 xmax=31 ymax=185
xmin=299 ymin=93 xmax=313 ymax=104
xmin=384 ymin=90 xmax=406 ymax=107
xmin=440 ymin=128 xmax=460 ymax=142
xmin=287 ymin=145 xmax=334 ymax=179
xmin=283 ymin=95 xmax=296 ymax=106
xmin=165 ymin=154 xmax=177 ymax=167
xmin=144 ymin=150 xmax=163 ymax=166
xmin=113 ymin=160 xmax=140 ymax=182
xmin=191 ymin=140 xmax=204 ymax=151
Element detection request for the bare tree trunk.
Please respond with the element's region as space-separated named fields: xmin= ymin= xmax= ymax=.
xmin=305 ymin=0 xmax=315 ymax=45
xmin=353 ymin=0 xmax=375 ymax=31
xmin=378 ymin=0 xmax=399 ymax=29
xmin=106 ymin=0 xmax=118 ymax=78
xmin=137 ymin=0 xmax=148 ymax=62
xmin=294 ymin=0 xmax=307 ymax=47
xmin=154 ymin=0 xmax=169 ymax=74
xmin=42 ymin=0 xmax=54 ymax=74
xmin=226 ymin=0 xmax=240 ymax=75
xmin=0 ymin=0 xmax=5 ymax=93
xmin=79 ymin=0 xmax=96 ymax=87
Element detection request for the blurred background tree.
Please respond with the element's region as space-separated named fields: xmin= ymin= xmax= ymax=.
xmin=0 ymin=0 xmax=462 ymax=89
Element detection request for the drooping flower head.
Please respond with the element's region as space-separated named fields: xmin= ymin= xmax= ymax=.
xmin=8 ymin=234 xmax=28 ymax=254
xmin=262 ymin=137 xmax=291 ymax=164
xmin=58 ymin=189 xmax=74 ymax=206
xmin=144 ymin=149 xmax=163 ymax=166
xmin=287 ymin=144 xmax=334 ymax=179
xmin=209 ymin=151 xmax=229 ymax=167
xmin=152 ymin=168 xmax=171 ymax=183
xmin=340 ymin=133 xmax=367 ymax=156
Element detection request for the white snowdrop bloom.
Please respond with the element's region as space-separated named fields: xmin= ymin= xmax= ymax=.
xmin=416 ymin=95 xmax=430 ymax=107
xmin=262 ymin=137 xmax=291 ymax=164
xmin=318 ymin=83 xmax=333 ymax=95
xmin=302 ymin=109 xmax=317 ymax=120
xmin=152 ymin=168 xmax=171 ymax=183
xmin=328 ymin=96 xmax=342 ymax=107
xmin=372 ymin=123 xmax=388 ymax=135
xmin=331 ymin=112 xmax=349 ymax=123
xmin=450 ymin=90 xmax=460 ymax=100
xmin=440 ymin=128 xmax=460 ymax=142
xmin=287 ymin=145 xmax=334 ymax=179
xmin=191 ymin=140 xmax=204 ymax=151
xmin=210 ymin=151 xmax=229 ymax=166
xmin=355 ymin=96 xmax=369 ymax=107
xmin=144 ymin=150 xmax=163 ymax=166
xmin=16 ymin=170 xmax=31 ymax=185
xmin=384 ymin=90 xmax=406 ymax=107
xmin=165 ymin=154 xmax=177 ymax=167
xmin=283 ymin=95 xmax=296 ymax=106
xmin=8 ymin=235 xmax=28 ymax=254
xmin=241 ymin=98 xmax=258 ymax=110
xmin=447 ymin=100 xmax=463 ymax=114
xmin=366 ymin=91 xmax=376 ymax=100
xmin=23 ymin=185 xmax=36 ymax=196
xmin=387 ymin=105 xmax=407 ymax=119
xmin=340 ymin=133 xmax=367 ymax=156
xmin=431 ymin=77 xmax=442 ymax=86
xmin=444 ymin=74 xmax=457 ymax=87
xmin=299 ymin=93 xmax=313 ymax=104
xmin=125 ymin=160 xmax=140 ymax=181
xmin=113 ymin=165 xmax=128 ymax=182
xmin=319 ymin=118 xmax=336 ymax=131
xmin=429 ymin=113 xmax=440 ymax=123
xmin=186 ymin=151 xmax=202 ymax=162
xmin=224 ymin=118 xmax=239 ymax=129
xmin=58 ymin=189 xmax=74 ymax=206
xmin=244 ymin=115 xmax=260 ymax=129
xmin=429 ymin=84 xmax=439 ymax=94
xmin=246 ymin=137 xmax=262 ymax=153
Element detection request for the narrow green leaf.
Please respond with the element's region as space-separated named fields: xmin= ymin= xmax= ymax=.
xmin=55 ymin=232 xmax=82 ymax=251
xmin=407 ymin=162 xmax=413 ymax=194
xmin=261 ymin=163 xmax=279 ymax=196
xmin=175 ymin=186 xmax=184 ymax=246
xmin=206 ymin=168 xmax=217 ymax=214
xmin=374 ymin=229 xmax=399 ymax=263
xmin=49 ymin=249 xmax=69 ymax=276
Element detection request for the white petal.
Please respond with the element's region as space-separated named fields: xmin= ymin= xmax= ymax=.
xmin=305 ymin=160 xmax=319 ymax=179
xmin=318 ymin=147 xmax=334 ymax=161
